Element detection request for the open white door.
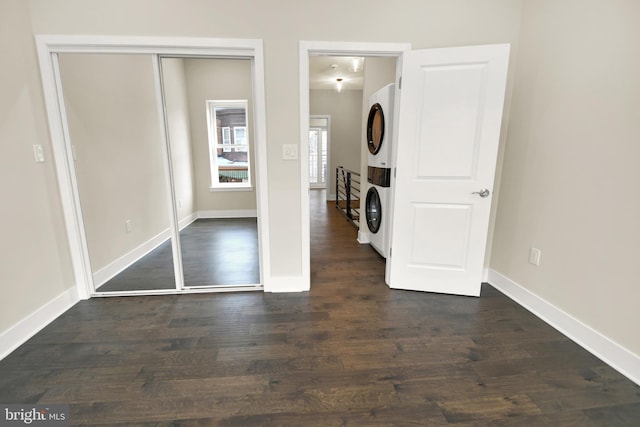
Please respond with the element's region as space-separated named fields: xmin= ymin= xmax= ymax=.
xmin=388 ymin=44 xmax=509 ymax=297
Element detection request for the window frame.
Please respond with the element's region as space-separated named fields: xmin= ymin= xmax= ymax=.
xmin=205 ymin=99 xmax=252 ymax=190
xmin=221 ymin=126 xmax=232 ymax=152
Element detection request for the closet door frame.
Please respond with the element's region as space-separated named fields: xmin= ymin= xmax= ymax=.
xmin=35 ymin=35 xmax=271 ymax=298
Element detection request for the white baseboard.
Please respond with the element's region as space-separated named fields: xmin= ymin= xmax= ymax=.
xmin=265 ymin=276 xmax=309 ymax=292
xmin=357 ymin=230 xmax=370 ymax=244
xmin=179 ymin=212 xmax=198 ymax=229
xmin=197 ymin=209 xmax=257 ymax=218
xmin=488 ymin=269 xmax=640 ymax=386
xmin=0 ymin=286 xmax=79 ymax=361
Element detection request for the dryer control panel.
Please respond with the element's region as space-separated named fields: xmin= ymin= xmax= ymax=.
xmin=367 ymin=166 xmax=391 ymax=188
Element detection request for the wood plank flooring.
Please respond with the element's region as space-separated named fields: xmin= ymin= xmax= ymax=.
xmin=98 ymin=218 xmax=259 ymax=292
xmin=0 ymin=189 xmax=638 ymax=425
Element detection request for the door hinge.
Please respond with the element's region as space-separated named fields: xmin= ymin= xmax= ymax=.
xmin=389 ymin=248 xmax=392 ymax=258
xmin=398 ymin=76 xmax=402 ymax=90
xmin=394 ymin=168 xmax=396 ymax=178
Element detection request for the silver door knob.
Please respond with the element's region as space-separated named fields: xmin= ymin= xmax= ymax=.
xmin=472 ymin=188 xmax=490 ymax=198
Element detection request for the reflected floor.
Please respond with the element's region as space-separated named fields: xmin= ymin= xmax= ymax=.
xmin=97 ymin=218 xmax=259 ymax=292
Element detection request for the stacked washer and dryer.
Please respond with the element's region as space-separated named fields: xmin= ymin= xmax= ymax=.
xmin=364 ymin=83 xmax=395 ymax=258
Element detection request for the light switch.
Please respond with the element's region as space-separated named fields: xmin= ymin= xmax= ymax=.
xmin=33 ymin=144 xmax=45 ymax=163
xmin=529 ymin=247 xmax=541 ymax=266
xmin=282 ymin=144 xmax=298 ymax=160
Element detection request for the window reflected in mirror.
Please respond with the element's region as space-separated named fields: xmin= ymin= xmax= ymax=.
xmin=206 ymin=100 xmax=251 ymax=188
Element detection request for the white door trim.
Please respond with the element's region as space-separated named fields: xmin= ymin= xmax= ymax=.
xmin=35 ymin=35 xmax=272 ymax=298
xmin=299 ymin=41 xmax=411 ymax=291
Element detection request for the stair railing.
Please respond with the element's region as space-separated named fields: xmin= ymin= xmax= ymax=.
xmin=335 ymin=166 xmax=361 ymax=227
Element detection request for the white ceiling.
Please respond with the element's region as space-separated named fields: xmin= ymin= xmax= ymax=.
xmin=309 ymin=55 xmax=365 ymax=91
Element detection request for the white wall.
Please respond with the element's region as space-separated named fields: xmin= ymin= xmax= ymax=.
xmin=491 ymin=0 xmax=640 ymax=357
xmin=183 ymin=58 xmax=257 ymax=213
xmin=0 ymin=0 xmax=74 ymax=334
xmin=161 ymin=58 xmax=196 ymax=221
xmin=58 ymin=53 xmax=171 ymax=272
xmin=309 ymin=89 xmax=363 ymax=197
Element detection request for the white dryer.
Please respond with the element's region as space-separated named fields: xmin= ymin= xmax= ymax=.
xmin=366 ymin=83 xmax=396 ymax=168
xmin=365 ymin=166 xmax=391 ymax=258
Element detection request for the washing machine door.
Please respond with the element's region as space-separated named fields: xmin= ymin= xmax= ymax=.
xmin=365 ymin=186 xmax=382 ymax=233
xmin=367 ymin=103 xmax=385 ymax=155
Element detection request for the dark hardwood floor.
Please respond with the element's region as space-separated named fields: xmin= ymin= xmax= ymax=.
xmin=98 ymin=218 xmax=259 ymax=292
xmin=1 ymin=189 xmax=639 ymax=425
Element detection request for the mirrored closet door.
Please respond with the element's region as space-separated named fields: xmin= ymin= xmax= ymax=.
xmin=160 ymin=57 xmax=260 ymax=289
xmin=56 ymin=53 xmax=262 ymax=294
xmin=58 ymin=53 xmax=177 ymax=293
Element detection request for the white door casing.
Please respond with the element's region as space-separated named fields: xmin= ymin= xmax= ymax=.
xmin=388 ymin=44 xmax=510 ymax=297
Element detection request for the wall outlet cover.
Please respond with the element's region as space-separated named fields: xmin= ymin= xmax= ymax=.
xmin=282 ymin=144 xmax=298 ymax=160
xmin=529 ymin=247 xmax=541 ymax=266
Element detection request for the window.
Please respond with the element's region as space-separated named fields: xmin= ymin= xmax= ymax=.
xmin=206 ymin=100 xmax=251 ymax=189
xmin=309 ymin=116 xmax=329 ymax=188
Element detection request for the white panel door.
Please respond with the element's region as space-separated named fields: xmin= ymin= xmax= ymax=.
xmin=388 ymin=44 xmax=509 ymax=297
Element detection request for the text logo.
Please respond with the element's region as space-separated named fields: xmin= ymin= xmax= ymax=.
xmin=1 ymin=405 xmax=69 ymax=426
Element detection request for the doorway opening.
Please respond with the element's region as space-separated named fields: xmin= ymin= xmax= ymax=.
xmin=299 ymin=41 xmax=411 ymax=291
xmin=301 ymin=42 xmax=510 ymax=296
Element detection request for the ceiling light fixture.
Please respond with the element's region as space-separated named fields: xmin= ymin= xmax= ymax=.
xmin=336 ymin=78 xmax=343 ymax=93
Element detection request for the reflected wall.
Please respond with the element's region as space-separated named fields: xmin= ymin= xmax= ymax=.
xmin=58 ymin=53 xmax=176 ymax=291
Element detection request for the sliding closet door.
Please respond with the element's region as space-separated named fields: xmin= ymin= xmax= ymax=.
xmin=57 ymin=53 xmax=177 ymax=293
xmin=160 ymin=57 xmax=260 ymax=288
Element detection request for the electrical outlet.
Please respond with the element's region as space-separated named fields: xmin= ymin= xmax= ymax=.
xmin=529 ymin=247 xmax=541 ymax=266
xmin=125 ymin=220 xmax=132 ymax=233
xmin=282 ymin=144 xmax=298 ymax=160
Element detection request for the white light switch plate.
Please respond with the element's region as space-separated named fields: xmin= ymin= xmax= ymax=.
xmin=282 ymin=144 xmax=298 ymax=160
xmin=33 ymin=144 xmax=45 ymax=163
xmin=529 ymin=247 xmax=541 ymax=266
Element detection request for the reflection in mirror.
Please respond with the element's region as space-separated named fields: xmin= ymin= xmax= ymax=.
xmin=161 ymin=57 xmax=260 ymax=288
xmin=207 ymin=100 xmax=250 ymax=187
xmin=58 ymin=53 xmax=176 ymax=292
